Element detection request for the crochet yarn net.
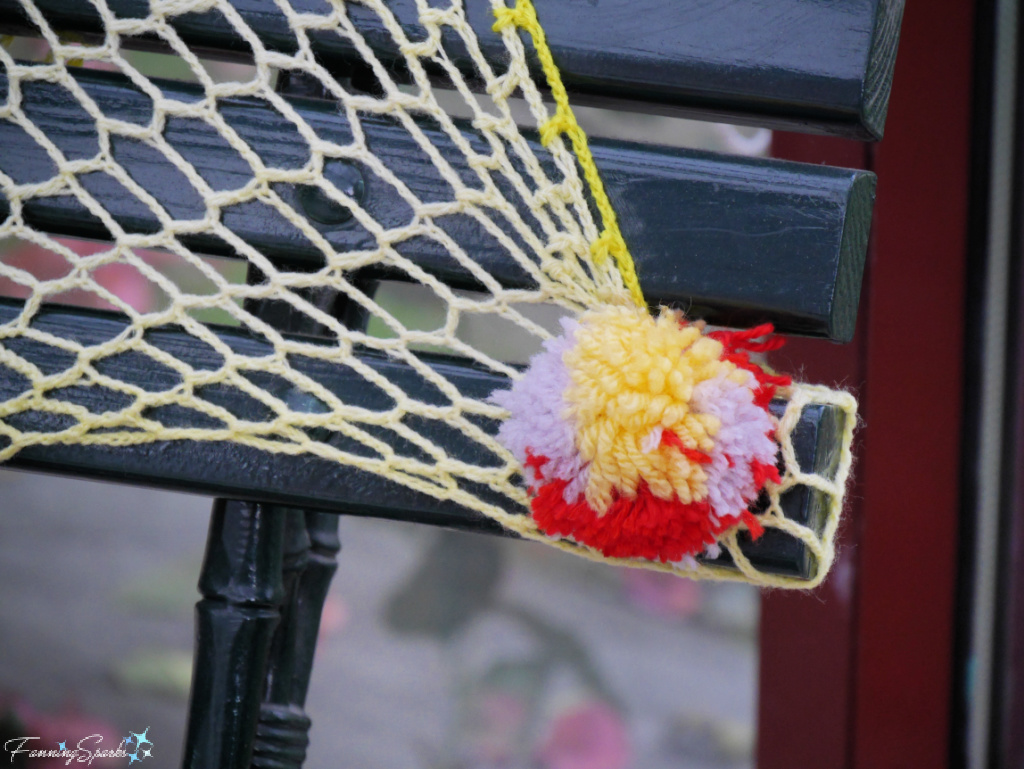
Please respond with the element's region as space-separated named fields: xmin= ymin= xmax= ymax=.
xmin=0 ymin=0 xmax=854 ymax=587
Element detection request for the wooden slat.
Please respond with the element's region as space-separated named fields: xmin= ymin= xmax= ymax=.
xmin=0 ymin=300 xmax=842 ymax=579
xmin=0 ymin=0 xmax=905 ymax=140
xmin=0 ymin=68 xmax=874 ymax=341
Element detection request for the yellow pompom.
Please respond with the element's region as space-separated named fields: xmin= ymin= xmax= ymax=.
xmin=563 ymin=306 xmax=734 ymax=513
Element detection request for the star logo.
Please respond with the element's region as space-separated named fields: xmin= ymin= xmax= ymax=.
xmin=128 ymin=728 xmax=153 ymax=762
xmin=130 ymin=728 xmax=152 ymax=750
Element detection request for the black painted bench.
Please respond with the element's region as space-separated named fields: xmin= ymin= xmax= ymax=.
xmin=0 ymin=1 xmax=903 ymax=767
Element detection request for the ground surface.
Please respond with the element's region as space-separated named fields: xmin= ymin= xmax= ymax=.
xmin=0 ymin=468 xmax=757 ymax=769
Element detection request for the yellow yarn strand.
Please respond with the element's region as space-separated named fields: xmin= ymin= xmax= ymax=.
xmin=492 ymin=0 xmax=646 ymax=308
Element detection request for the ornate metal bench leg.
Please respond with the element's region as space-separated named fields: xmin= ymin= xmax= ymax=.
xmin=293 ymin=510 xmax=342 ymax=704
xmin=182 ymin=499 xmax=286 ymax=769
xmin=252 ymin=509 xmax=342 ymax=769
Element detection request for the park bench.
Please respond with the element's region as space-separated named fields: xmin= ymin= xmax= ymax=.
xmin=0 ymin=1 xmax=903 ymax=767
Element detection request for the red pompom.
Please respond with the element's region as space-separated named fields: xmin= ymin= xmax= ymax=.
xmin=530 ymin=478 xmax=757 ymax=563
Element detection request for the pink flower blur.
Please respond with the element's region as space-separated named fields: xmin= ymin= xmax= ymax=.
xmin=622 ymin=569 xmax=702 ymax=619
xmin=11 ymin=698 xmax=123 ymax=768
xmin=536 ymin=701 xmax=630 ymax=769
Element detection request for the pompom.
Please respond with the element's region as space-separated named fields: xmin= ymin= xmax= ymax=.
xmin=493 ymin=306 xmax=790 ymax=564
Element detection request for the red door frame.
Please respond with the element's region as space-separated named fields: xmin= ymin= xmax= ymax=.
xmin=759 ymin=1 xmax=978 ymax=766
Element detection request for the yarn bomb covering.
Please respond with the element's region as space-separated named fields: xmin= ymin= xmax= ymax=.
xmin=492 ymin=305 xmax=792 ymax=568
xmin=0 ymin=0 xmax=858 ymax=587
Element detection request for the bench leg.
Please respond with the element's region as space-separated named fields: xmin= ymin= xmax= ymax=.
xmin=181 ymin=501 xmax=342 ymax=769
xmin=182 ymin=499 xmax=287 ymax=769
xmin=251 ymin=509 xmax=341 ymax=769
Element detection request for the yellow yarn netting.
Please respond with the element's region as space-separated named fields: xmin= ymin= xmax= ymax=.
xmin=0 ymin=0 xmax=855 ymax=587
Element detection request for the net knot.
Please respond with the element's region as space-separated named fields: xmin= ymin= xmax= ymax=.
xmin=418 ymin=7 xmax=460 ymax=27
xmin=485 ymin=72 xmax=520 ymax=102
xmin=154 ymin=0 xmax=220 ymax=16
xmin=540 ymin=108 xmax=576 ymax=147
xmin=491 ymin=0 xmax=537 ymax=33
xmin=589 ymin=229 xmax=626 ymax=266
xmin=532 ymin=182 xmax=575 ymax=207
xmin=471 ymin=113 xmax=505 ymax=135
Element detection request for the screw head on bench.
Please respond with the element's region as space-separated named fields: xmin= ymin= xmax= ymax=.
xmin=297 ymin=161 xmax=365 ymax=226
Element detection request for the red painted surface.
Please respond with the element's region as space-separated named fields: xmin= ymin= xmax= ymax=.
xmin=852 ymin=0 xmax=972 ymax=764
xmin=759 ymin=0 xmax=975 ymax=765
xmin=758 ymin=137 xmax=868 ymax=769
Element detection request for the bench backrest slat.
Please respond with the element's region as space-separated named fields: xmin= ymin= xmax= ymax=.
xmin=0 ymin=68 xmax=873 ymax=341
xmin=0 ymin=0 xmax=905 ymax=139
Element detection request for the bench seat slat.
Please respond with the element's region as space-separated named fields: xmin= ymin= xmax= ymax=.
xmin=0 ymin=0 xmax=905 ymax=139
xmin=0 ymin=300 xmax=840 ymax=579
xmin=0 ymin=68 xmax=873 ymax=341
